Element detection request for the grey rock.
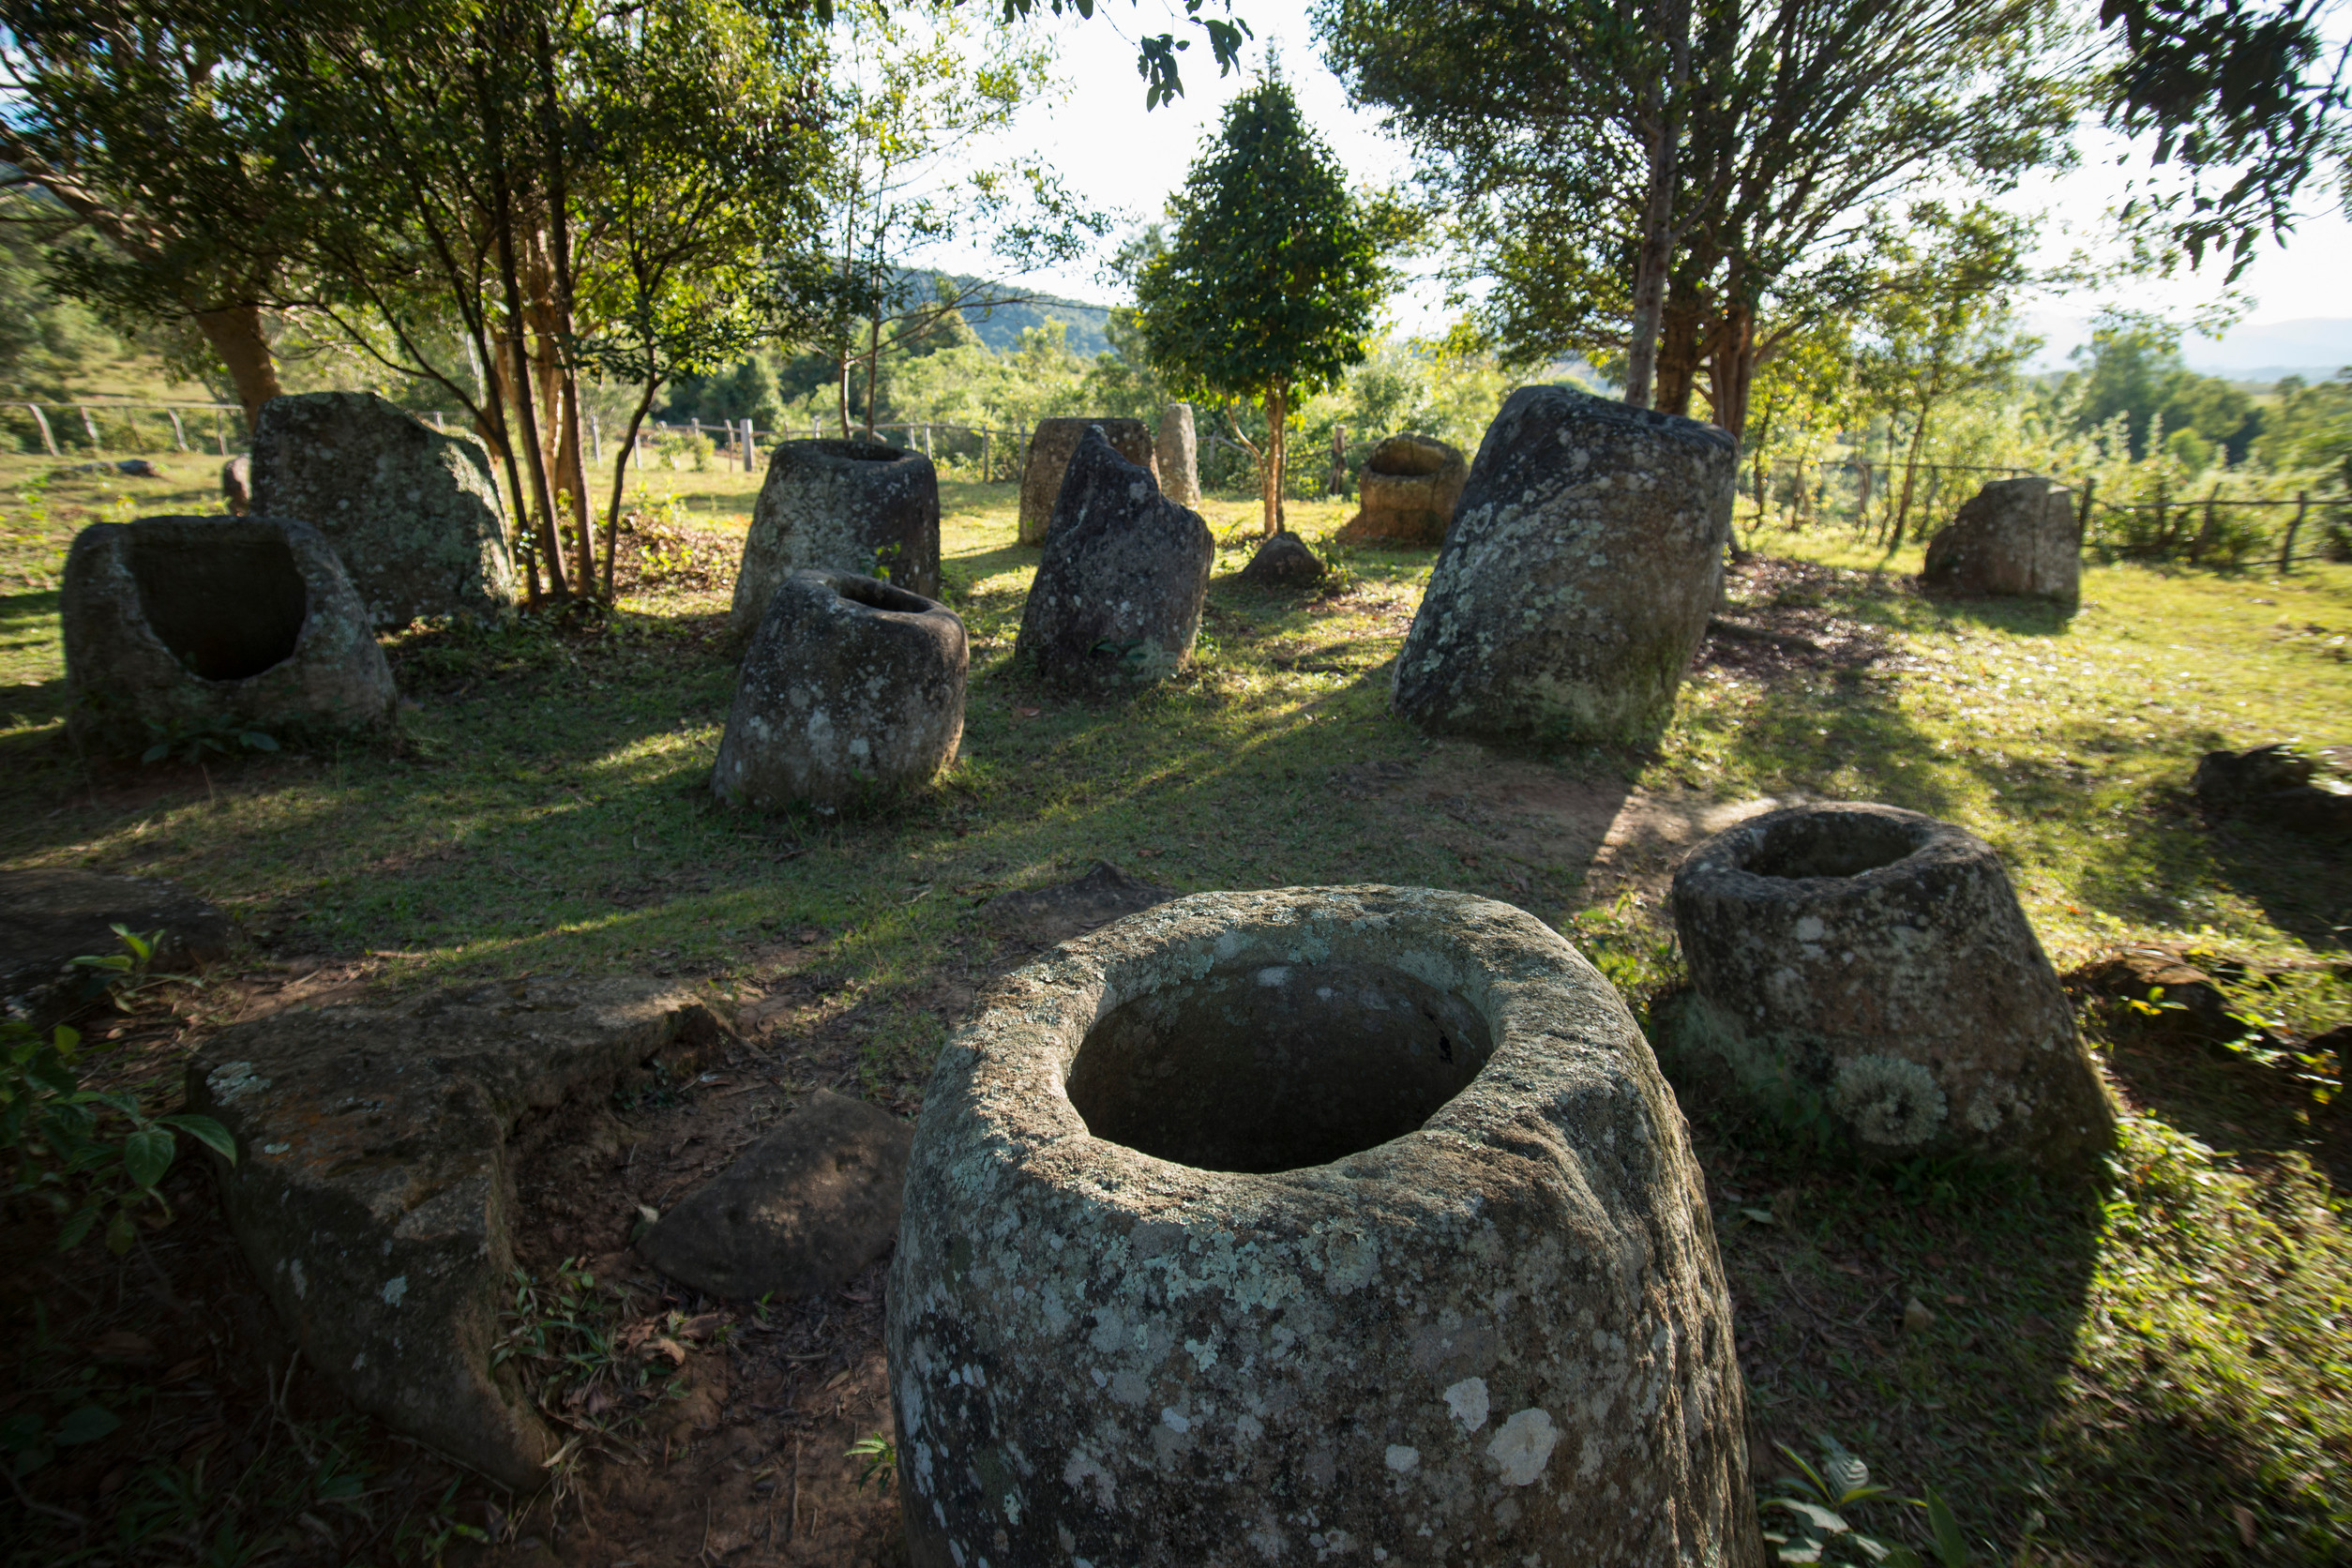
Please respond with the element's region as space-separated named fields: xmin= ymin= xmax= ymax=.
xmin=731 ymin=440 xmax=940 ymax=648
xmin=249 ymin=391 xmax=516 ymax=627
xmin=1666 ymin=802 xmax=2115 ymax=1175
xmin=890 ymin=885 xmax=1762 ymax=1568
xmin=1338 ymin=432 xmax=1469 ymax=546
xmin=0 ymin=869 xmax=236 ymax=1026
xmin=981 ymin=861 xmax=1176 ymax=947
xmin=1922 ymin=477 xmax=2080 ymax=607
xmin=221 ymin=455 xmax=251 ymax=515
xmin=1394 ymin=386 xmax=1735 ymax=746
xmin=1238 ymin=529 xmax=1326 ymax=589
xmin=114 ymin=458 xmax=160 ymax=478
xmin=1018 ymin=416 xmax=1157 ymax=546
xmin=1014 ymin=428 xmax=1213 ymax=686
xmin=62 ymin=514 xmax=398 ymax=756
xmin=185 ymin=977 xmax=731 ymax=1487
xmin=638 ymin=1090 xmax=914 ymax=1300
xmin=713 ymin=570 xmax=966 ymax=809
xmin=2192 ymin=744 xmax=2352 ymax=837
xmin=1154 ymin=401 xmax=1199 ymax=507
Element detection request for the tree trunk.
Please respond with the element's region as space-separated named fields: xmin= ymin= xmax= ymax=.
xmin=532 ymin=13 xmax=595 ymax=596
xmin=1656 ymin=286 xmax=1704 ymax=418
xmin=194 ymin=304 xmax=282 ymax=425
xmin=603 ymin=379 xmax=662 ymax=602
xmin=863 ymin=316 xmax=883 ymax=439
xmin=476 ymin=46 xmax=566 ymax=598
xmin=837 ymin=344 xmax=852 ymax=439
xmin=1706 ymin=301 xmax=1756 ymax=439
xmin=1624 ymin=101 xmax=1675 ymax=409
xmin=1892 ymin=403 xmax=1932 ymax=548
xmin=1262 ymin=383 xmax=1289 ymax=537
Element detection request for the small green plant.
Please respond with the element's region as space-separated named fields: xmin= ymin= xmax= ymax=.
xmin=1 ymin=1017 xmax=237 ymax=1253
xmin=1764 ymin=1437 xmax=2002 ymax=1567
xmin=848 ymin=1431 xmax=897 ymax=1491
xmin=139 ymin=716 xmax=280 ymax=764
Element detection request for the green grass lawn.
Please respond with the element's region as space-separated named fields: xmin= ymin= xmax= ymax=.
xmin=2 ymin=447 xmax=2348 ymax=1564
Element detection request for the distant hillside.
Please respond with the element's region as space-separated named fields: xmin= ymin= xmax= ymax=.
xmin=956 ymin=289 xmax=1112 ymax=358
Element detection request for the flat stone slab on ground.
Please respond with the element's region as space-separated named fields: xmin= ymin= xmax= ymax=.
xmin=982 ymin=861 xmax=1176 ymax=947
xmin=186 ymin=977 xmax=730 ymax=1487
xmin=0 ymin=868 xmax=235 ymax=1024
xmin=637 ymin=1090 xmax=914 ymax=1301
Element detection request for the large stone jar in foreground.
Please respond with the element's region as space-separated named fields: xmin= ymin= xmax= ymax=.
xmin=714 ymin=570 xmax=966 ymax=809
xmin=1340 ymin=432 xmax=1469 ymax=545
xmin=731 ymin=439 xmax=940 ymax=646
xmin=1667 ymin=802 xmax=2115 ymax=1175
xmin=249 ymin=391 xmax=515 ymax=627
xmin=1018 ymin=415 xmax=1158 ymax=545
xmin=62 ymin=515 xmax=397 ymax=754
xmin=1394 ymin=386 xmax=1734 ymax=746
xmin=889 ymin=885 xmax=1761 ymax=1568
xmin=1922 ymin=476 xmax=2079 ymax=607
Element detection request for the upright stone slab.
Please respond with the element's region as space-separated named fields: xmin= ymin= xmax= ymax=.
xmin=731 ymin=439 xmax=939 ymax=647
xmin=249 ymin=391 xmax=515 ymax=627
xmin=62 ymin=515 xmax=397 ymax=755
xmin=1018 ymin=416 xmax=1157 ymax=545
xmin=220 ymin=455 xmax=251 ymax=516
xmin=713 ymin=570 xmax=967 ymax=808
xmin=1014 ymin=428 xmax=1212 ymax=685
xmin=889 ymin=885 xmax=1763 ymax=1568
xmin=1666 ymin=802 xmax=2116 ymax=1176
xmin=1339 ymin=432 xmax=1469 ymax=545
xmin=1394 ymin=386 xmax=1734 ymax=746
xmin=1154 ymin=401 xmax=1199 ymax=507
xmin=1922 ymin=477 xmax=2079 ymax=607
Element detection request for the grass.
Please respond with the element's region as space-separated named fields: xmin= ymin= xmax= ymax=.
xmin=2 ymin=447 xmax=2348 ymax=1563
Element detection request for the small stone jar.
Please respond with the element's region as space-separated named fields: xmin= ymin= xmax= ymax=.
xmin=1667 ymin=802 xmax=2115 ymax=1173
xmin=62 ymin=514 xmax=396 ymax=755
xmin=713 ymin=570 xmax=965 ymax=809
xmin=731 ymin=440 xmax=940 ymax=646
xmin=889 ymin=886 xmax=1762 ymax=1568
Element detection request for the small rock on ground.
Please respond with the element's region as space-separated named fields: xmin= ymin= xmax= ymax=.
xmin=1238 ymin=530 xmax=1325 ymax=588
xmin=983 ymin=861 xmax=1176 ymax=948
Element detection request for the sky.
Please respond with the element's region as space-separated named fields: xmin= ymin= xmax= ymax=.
xmin=932 ymin=0 xmax=2351 ymax=369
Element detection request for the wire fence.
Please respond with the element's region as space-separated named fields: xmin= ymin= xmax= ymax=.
xmin=5 ymin=400 xmax=251 ymax=459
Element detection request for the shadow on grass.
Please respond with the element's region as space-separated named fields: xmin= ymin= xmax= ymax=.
xmin=1912 ymin=591 xmax=2079 ymax=639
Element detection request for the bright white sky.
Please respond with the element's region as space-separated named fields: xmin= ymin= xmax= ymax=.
xmin=933 ymin=0 xmax=2351 ymax=361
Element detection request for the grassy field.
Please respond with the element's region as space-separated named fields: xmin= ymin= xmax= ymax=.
xmin=2 ymin=446 xmax=2348 ymax=1565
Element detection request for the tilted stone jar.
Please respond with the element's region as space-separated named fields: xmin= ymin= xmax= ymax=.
xmin=1667 ymin=802 xmax=2116 ymax=1174
xmin=731 ymin=439 xmax=940 ymax=646
xmin=888 ymin=885 xmax=1763 ymax=1568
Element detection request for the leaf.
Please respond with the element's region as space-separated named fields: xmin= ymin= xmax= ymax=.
xmin=1765 ymin=1498 xmax=1850 ymax=1534
xmin=106 ymin=1208 xmax=138 ymax=1255
xmin=141 ymin=742 xmax=171 ymax=763
xmin=55 ymin=1205 xmax=100 ymax=1251
xmin=1820 ymin=1436 xmax=1870 ymax=1499
xmin=158 ymin=1114 xmax=238 ymax=1164
xmin=240 ymin=731 xmax=280 ymax=751
xmin=54 ymin=1405 xmax=120 ymax=1445
xmin=123 ymin=1125 xmax=175 ymax=1189
xmin=1922 ymin=1488 xmax=1971 ymax=1567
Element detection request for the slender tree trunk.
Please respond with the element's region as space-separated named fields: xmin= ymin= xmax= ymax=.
xmin=1892 ymin=401 xmax=1933 ymax=548
xmin=194 ymin=304 xmax=282 ymax=424
xmin=603 ymin=378 xmax=663 ymax=602
xmin=478 ymin=47 xmax=566 ymax=598
xmin=1707 ymin=301 xmax=1756 ymax=438
xmin=837 ymin=342 xmax=852 ymax=439
xmin=532 ymin=15 xmax=595 ymax=596
xmin=1625 ymin=101 xmax=1675 ymax=409
xmin=1261 ymin=382 xmax=1290 ymax=537
xmin=863 ymin=317 xmax=883 ymax=440
xmin=1656 ymin=286 xmax=1704 ymax=418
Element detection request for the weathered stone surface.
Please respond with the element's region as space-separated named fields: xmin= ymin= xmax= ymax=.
xmin=638 ymin=1090 xmax=913 ymax=1301
xmin=1155 ymin=401 xmax=1199 ymax=507
xmin=2192 ymin=743 xmax=2352 ymax=835
xmin=1238 ymin=530 xmax=1326 ymax=588
xmin=185 ymin=978 xmax=729 ymax=1487
xmin=1393 ymin=386 xmax=1735 ymax=746
xmin=114 ymin=458 xmax=160 ymax=478
xmin=0 ymin=869 xmax=236 ymax=1025
xmin=714 ymin=570 xmax=966 ymax=809
xmin=731 ymin=440 xmax=940 ymax=648
xmin=62 ymin=515 xmax=397 ymax=756
xmin=249 ymin=391 xmax=516 ymax=627
xmin=981 ymin=861 xmax=1176 ymax=947
xmin=1922 ymin=477 xmax=2079 ymax=607
xmin=1666 ymin=802 xmax=2115 ymax=1174
xmin=221 ymin=455 xmax=251 ymax=516
xmin=1018 ymin=416 xmax=1158 ymax=546
xmin=1014 ymin=429 xmax=1213 ymax=686
xmin=1338 ymin=433 xmax=1469 ymax=546
xmin=2071 ymin=948 xmax=2239 ymax=1043
xmin=890 ymin=885 xmax=1762 ymax=1568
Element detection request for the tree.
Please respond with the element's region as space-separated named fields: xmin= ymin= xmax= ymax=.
xmin=1134 ymin=73 xmax=1392 ymax=535
xmin=2061 ymin=310 xmax=2265 ymax=462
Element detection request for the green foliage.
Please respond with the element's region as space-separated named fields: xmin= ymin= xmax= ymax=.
xmin=1764 ymin=1438 xmax=2011 ymax=1567
xmin=139 ymin=717 xmax=280 ymax=766
xmin=2060 ymin=311 xmax=2264 ymax=462
xmin=848 ymin=1431 xmax=897 ymax=1490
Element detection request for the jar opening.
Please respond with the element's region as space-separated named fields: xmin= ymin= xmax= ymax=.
xmin=1741 ymin=815 xmax=1923 ymax=881
xmin=129 ymin=523 xmax=308 ymax=681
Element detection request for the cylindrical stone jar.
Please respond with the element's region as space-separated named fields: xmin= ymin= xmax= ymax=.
xmin=1667 ymin=802 xmax=2115 ymax=1174
xmin=1392 ymin=385 xmax=1734 ymax=746
xmin=713 ymin=570 xmax=965 ymax=809
xmin=889 ymin=886 xmax=1762 ymax=1568
xmin=1342 ymin=432 xmax=1470 ymax=545
xmin=731 ymin=440 xmax=940 ymax=646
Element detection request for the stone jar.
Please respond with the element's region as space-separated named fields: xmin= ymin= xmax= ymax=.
xmin=731 ymin=440 xmax=940 ymax=647
xmin=1666 ymin=802 xmax=2115 ymax=1175
xmin=1340 ymin=432 xmax=1469 ymax=545
xmin=1155 ymin=401 xmax=1200 ymax=507
xmin=1018 ymin=416 xmax=1158 ymax=545
xmin=62 ymin=514 xmax=397 ymax=755
xmin=249 ymin=391 xmax=515 ymax=627
xmin=1393 ymin=386 xmax=1734 ymax=746
xmin=1014 ymin=427 xmax=1214 ymax=686
xmin=889 ymin=885 xmax=1763 ymax=1568
xmin=1922 ymin=477 xmax=2079 ymax=607
xmin=714 ymin=570 xmax=966 ymax=809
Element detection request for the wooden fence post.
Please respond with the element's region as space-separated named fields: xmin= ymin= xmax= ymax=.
xmin=2076 ymin=477 xmax=2095 ymax=549
xmin=79 ymin=405 xmax=101 ymax=450
xmin=2154 ymin=477 xmax=2168 ymax=555
xmin=1856 ymin=460 xmax=1872 ymax=533
xmin=25 ymin=405 xmax=57 ymax=457
xmin=983 ymin=430 xmax=992 ymax=481
xmin=166 ymin=409 xmax=188 ymax=451
xmin=2188 ymin=483 xmax=2221 ymax=563
xmin=2280 ymin=490 xmax=2308 ymax=573
xmin=213 ymin=408 xmax=225 ymax=456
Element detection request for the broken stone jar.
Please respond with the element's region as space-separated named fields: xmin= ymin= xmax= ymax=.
xmin=888 ymin=885 xmax=1762 ymax=1568
xmin=1341 ymin=431 xmax=1469 ymax=545
xmin=1666 ymin=802 xmax=2116 ymax=1175
xmin=731 ymin=439 xmax=941 ymax=647
xmin=713 ymin=569 xmax=966 ymax=809
xmin=61 ymin=514 xmax=397 ymax=755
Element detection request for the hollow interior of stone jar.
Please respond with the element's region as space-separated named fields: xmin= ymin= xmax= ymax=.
xmin=129 ymin=524 xmax=308 ymax=682
xmin=1741 ymin=813 xmax=1926 ymax=881
xmin=836 ymin=577 xmax=931 ymax=615
xmin=1067 ymin=961 xmax=1493 ymax=1173
xmin=1368 ymin=442 xmax=1446 ymax=478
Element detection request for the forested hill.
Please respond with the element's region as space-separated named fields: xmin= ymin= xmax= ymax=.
xmin=940 ymin=276 xmax=1112 ymax=357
